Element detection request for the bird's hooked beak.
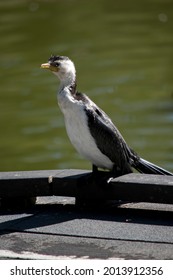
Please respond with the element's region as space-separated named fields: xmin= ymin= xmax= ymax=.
xmin=41 ymin=62 xmax=59 ymax=72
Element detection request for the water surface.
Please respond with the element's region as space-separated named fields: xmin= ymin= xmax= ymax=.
xmin=0 ymin=0 xmax=173 ymax=172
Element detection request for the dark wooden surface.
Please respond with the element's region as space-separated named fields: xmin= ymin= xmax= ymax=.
xmin=0 ymin=169 xmax=173 ymax=259
xmin=0 ymin=169 xmax=173 ymax=204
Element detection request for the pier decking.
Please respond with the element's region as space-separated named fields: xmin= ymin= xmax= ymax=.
xmin=0 ymin=169 xmax=173 ymax=259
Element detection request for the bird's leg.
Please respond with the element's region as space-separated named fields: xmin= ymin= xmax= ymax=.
xmin=92 ymin=164 xmax=113 ymax=186
xmin=105 ymin=165 xmax=119 ymax=184
xmin=110 ymin=165 xmax=117 ymax=177
xmin=92 ymin=164 xmax=98 ymax=174
xmin=111 ymin=164 xmax=122 ymax=177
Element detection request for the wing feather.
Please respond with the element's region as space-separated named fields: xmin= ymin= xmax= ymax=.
xmin=85 ymin=104 xmax=133 ymax=174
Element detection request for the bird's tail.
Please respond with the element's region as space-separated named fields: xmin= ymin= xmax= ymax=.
xmin=134 ymin=158 xmax=173 ymax=176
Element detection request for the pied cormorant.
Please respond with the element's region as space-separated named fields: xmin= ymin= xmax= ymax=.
xmin=41 ymin=55 xmax=173 ymax=176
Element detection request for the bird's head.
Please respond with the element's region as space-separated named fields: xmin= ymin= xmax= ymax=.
xmin=41 ymin=55 xmax=76 ymax=85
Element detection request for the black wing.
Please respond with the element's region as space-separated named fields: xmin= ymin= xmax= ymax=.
xmin=85 ymin=104 xmax=134 ymax=174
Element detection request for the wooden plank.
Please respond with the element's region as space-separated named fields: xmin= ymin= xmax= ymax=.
xmin=0 ymin=170 xmax=173 ymax=204
xmin=109 ymin=174 xmax=173 ymax=204
xmin=0 ymin=170 xmax=59 ymax=197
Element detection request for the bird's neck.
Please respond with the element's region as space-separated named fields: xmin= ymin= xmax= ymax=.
xmin=59 ymin=76 xmax=76 ymax=95
xmin=57 ymin=75 xmax=77 ymax=114
xmin=56 ymin=70 xmax=76 ymax=94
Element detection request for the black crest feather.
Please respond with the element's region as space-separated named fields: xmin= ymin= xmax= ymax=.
xmin=48 ymin=55 xmax=69 ymax=62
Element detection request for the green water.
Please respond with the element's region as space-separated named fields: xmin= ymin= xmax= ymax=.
xmin=0 ymin=0 xmax=173 ymax=172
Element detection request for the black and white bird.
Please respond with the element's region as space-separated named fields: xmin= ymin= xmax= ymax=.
xmin=41 ymin=55 xmax=173 ymax=177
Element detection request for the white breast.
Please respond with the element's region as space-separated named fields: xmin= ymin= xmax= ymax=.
xmin=57 ymin=89 xmax=113 ymax=170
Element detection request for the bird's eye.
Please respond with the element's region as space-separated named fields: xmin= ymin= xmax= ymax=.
xmin=49 ymin=61 xmax=60 ymax=67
